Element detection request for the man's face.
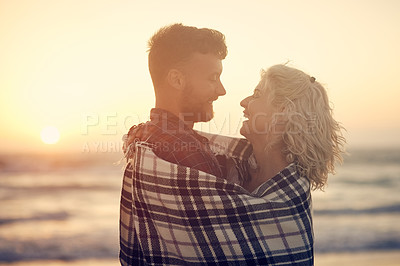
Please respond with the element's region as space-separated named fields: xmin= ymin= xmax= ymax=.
xmin=179 ymin=53 xmax=226 ymax=123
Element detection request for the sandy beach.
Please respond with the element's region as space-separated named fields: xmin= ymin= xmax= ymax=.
xmin=0 ymin=251 xmax=399 ymax=266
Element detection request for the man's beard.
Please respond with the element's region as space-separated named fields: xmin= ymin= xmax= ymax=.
xmin=179 ymin=84 xmax=214 ymax=123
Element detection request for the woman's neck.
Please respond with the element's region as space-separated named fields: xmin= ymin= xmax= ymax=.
xmin=245 ymin=138 xmax=288 ymax=192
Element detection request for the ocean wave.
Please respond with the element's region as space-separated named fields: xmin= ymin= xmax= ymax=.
xmin=0 ymin=212 xmax=69 ymax=226
xmin=316 ymin=239 xmax=400 ymax=253
xmin=333 ymin=175 xmax=400 ymax=187
xmin=0 ymin=233 xmax=118 ymax=262
xmin=314 ymin=204 xmax=400 ymax=216
xmin=344 ymin=148 xmax=400 ymax=165
xmin=0 ymin=153 xmax=122 ymax=173
xmin=0 ymin=184 xmax=119 ymax=194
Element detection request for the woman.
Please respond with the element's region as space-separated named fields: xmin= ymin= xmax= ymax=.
xmin=239 ymin=64 xmax=345 ymax=193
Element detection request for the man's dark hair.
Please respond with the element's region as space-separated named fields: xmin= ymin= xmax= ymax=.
xmin=148 ymin=23 xmax=227 ymax=87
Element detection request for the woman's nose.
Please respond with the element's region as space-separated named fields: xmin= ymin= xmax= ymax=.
xmin=240 ymin=96 xmax=250 ymax=108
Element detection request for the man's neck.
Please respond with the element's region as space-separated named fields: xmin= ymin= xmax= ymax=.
xmin=177 ymin=114 xmax=194 ymax=129
xmin=155 ymin=88 xmax=195 ymax=129
xmin=153 ymin=105 xmax=195 ymax=129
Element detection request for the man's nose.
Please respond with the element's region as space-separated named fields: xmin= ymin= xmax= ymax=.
xmin=216 ymin=81 xmax=226 ymax=96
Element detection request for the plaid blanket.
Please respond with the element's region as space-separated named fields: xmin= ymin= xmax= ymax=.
xmin=120 ymin=134 xmax=314 ymax=265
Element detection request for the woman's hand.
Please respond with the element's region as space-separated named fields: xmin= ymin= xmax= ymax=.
xmin=122 ymin=123 xmax=146 ymax=155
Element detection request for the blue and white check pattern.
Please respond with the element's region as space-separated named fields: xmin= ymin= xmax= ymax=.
xmin=120 ymin=135 xmax=314 ymax=265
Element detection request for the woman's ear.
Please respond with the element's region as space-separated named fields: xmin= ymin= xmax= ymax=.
xmin=166 ymin=69 xmax=185 ymax=90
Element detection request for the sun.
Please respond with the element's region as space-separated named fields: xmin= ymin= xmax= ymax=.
xmin=40 ymin=126 xmax=60 ymax=144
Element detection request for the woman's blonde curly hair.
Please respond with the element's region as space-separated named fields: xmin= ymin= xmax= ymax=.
xmin=260 ymin=64 xmax=346 ymax=190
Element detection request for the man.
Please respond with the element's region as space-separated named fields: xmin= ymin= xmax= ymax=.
xmin=120 ymin=23 xmax=231 ymax=264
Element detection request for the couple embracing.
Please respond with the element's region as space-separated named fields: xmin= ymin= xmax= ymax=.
xmin=119 ymin=23 xmax=345 ymax=265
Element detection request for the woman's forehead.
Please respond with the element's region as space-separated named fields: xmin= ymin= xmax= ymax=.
xmin=256 ymin=79 xmax=269 ymax=93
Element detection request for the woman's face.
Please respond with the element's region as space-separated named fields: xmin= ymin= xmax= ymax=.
xmin=240 ymin=81 xmax=277 ymax=140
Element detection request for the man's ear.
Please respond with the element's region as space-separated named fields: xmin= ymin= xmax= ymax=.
xmin=166 ymin=69 xmax=185 ymax=90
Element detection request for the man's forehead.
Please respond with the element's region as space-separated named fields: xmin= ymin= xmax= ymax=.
xmin=186 ymin=52 xmax=222 ymax=71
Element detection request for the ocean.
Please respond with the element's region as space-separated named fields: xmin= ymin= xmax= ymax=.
xmin=0 ymin=148 xmax=399 ymax=264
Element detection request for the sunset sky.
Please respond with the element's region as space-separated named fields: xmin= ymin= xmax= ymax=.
xmin=1 ymin=0 xmax=399 ymax=154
